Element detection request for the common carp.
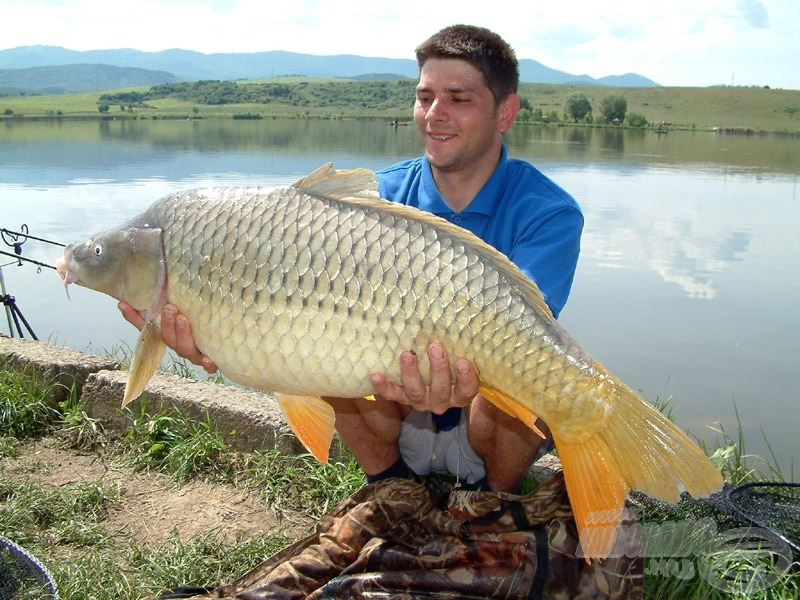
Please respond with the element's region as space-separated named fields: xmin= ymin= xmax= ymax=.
xmin=55 ymin=163 xmax=723 ymax=559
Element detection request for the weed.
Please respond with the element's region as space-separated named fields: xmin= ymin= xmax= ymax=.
xmin=241 ymin=437 xmax=365 ymax=520
xmin=121 ymin=405 xmax=228 ymax=483
xmin=0 ymin=368 xmax=59 ymax=439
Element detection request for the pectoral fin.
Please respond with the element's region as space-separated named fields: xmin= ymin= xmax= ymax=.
xmin=275 ymin=393 xmax=336 ymax=463
xmin=122 ymin=320 xmax=167 ymax=406
xmin=478 ymin=386 xmax=545 ymax=439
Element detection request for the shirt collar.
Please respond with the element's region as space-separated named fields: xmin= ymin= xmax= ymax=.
xmin=420 ymin=144 xmax=509 ymax=216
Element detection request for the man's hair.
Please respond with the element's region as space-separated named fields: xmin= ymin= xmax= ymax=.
xmin=415 ymin=24 xmax=519 ymax=104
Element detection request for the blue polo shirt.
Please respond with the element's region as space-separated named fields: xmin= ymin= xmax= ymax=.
xmin=377 ymin=145 xmax=583 ymax=319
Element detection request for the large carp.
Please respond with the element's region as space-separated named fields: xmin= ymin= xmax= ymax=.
xmin=55 ymin=163 xmax=722 ymax=559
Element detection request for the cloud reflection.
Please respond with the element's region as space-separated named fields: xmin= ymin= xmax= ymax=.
xmin=579 ymin=182 xmax=752 ymax=300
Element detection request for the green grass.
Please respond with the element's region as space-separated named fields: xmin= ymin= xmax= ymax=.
xmin=0 ymin=368 xmax=60 ymax=441
xmin=518 ymin=83 xmax=800 ymax=132
xmin=0 ymin=365 xmax=366 ymax=598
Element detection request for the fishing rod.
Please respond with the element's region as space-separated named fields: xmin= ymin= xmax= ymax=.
xmin=0 ymin=225 xmax=65 ymax=340
xmin=0 ymin=249 xmax=58 ymax=271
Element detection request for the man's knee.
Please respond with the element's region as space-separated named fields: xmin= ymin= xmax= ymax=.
xmin=466 ymin=396 xmax=549 ymax=493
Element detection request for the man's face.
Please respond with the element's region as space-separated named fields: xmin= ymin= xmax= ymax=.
xmin=414 ymin=58 xmax=516 ymax=174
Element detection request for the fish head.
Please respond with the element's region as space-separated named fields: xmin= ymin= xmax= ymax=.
xmin=56 ymin=224 xmax=166 ymax=313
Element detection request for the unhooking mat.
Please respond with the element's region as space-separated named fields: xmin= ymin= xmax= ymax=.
xmin=154 ymin=471 xmax=644 ymax=599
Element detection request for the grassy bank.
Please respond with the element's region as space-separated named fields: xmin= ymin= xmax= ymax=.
xmin=2 ymin=78 xmax=799 ymax=133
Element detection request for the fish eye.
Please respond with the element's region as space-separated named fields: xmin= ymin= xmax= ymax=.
xmin=93 ymin=244 xmax=103 ymax=257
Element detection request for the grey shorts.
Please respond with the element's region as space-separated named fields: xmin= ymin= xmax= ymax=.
xmin=397 ymin=408 xmax=556 ymax=486
xmin=398 ymin=408 xmax=486 ymax=484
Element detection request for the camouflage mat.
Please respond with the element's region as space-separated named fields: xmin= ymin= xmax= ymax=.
xmin=158 ymin=472 xmax=643 ymax=599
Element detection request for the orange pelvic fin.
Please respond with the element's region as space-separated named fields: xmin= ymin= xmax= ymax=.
xmin=478 ymin=386 xmax=545 ymax=439
xmin=554 ymin=384 xmax=724 ymax=562
xmin=275 ymin=393 xmax=336 ymax=463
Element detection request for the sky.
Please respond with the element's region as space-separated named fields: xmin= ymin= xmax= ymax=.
xmin=3 ymin=0 xmax=799 ymax=89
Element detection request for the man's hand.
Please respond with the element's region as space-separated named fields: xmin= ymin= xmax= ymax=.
xmin=118 ymin=301 xmax=218 ymax=373
xmin=370 ymin=342 xmax=479 ymax=414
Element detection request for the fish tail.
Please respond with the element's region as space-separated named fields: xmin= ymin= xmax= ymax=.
xmin=554 ymin=385 xmax=723 ymax=562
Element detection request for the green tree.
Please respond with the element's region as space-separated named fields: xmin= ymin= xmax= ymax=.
xmin=564 ymin=92 xmax=592 ymax=122
xmin=626 ymin=112 xmax=648 ymax=127
xmin=517 ymin=107 xmax=532 ymax=122
xmin=599 ymin=95 xmax=627 ymax=123
xmin=98 ymin=104 xmax=110 ymax=114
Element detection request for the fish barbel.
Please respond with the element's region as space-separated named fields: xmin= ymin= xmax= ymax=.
xmin=55 ymin=163 xmax=722 ymax=559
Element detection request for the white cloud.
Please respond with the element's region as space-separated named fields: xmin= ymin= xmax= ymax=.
xmin=735 ymin=0 xmax=770 ymax=28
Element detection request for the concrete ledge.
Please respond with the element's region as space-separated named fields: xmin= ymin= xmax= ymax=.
xmin=0 ymin=335 xmax=299 ymax=455
xmin=0 ymin=335 xmax=118 ymax=406
xmin=83 ymin=369 xmax=300 ymax=454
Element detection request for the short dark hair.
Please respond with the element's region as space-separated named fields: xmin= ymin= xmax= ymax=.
xmin=415 ymin=24 xmax=519 ymax=104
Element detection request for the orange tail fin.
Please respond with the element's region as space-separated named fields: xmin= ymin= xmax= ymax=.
xmin=554 ymin=385 xmax=723 ymax=561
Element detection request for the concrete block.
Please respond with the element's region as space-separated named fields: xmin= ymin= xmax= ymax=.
xmin=82 ymin=369 xmax=301 ymax=454
xmin=0 ymin=335 xmax=118 ymax=406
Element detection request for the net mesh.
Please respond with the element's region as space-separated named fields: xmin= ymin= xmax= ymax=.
xmin=0 ymin=536 xmax=58 ymax=600
xmin=727 ymin=482 xmax=800 ymax=554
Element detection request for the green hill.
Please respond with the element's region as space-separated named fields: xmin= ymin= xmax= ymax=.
xmin=0 ymin=64 xmax=176 ymax=94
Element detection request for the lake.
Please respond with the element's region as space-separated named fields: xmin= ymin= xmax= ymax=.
xmin=1 ymin=118 xmax=798 ymax=477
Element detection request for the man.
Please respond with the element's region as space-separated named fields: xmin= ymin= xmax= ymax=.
xmin=121 ymin=25 xmax=583 ymax=495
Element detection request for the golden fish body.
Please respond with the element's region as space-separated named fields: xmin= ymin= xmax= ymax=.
xmin=56 ymin=164 xmax=722 ymax=559
xmin=162 ymin=181 xmax=609 ymax=441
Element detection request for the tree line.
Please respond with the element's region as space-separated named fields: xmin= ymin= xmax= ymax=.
xmin=561 ymin=92 xmax=648 ymax=126
xmin=98 ymin=80 xmax=647 ymax=126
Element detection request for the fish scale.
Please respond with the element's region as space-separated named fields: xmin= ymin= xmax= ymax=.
xmin=55 ymin=163 xmax=723 ymax=560
xmin=149 ymin=184 xmax=522 ymax=402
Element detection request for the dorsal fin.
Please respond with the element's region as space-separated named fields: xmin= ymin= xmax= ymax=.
xmin=292 ymin=162 xmax=380 ymax=201
xmin=294 ymin=163 xmax=554 ymax=324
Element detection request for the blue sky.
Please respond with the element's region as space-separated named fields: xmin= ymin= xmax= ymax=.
xmin=4 ymin=0 xmax=799 ymax=89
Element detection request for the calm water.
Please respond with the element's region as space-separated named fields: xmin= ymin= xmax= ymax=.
xmin=1 ymin=119 xmax=798 ymax=477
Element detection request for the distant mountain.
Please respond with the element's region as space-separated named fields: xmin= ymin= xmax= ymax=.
xmin=0 ymin=63 xmax=176 ymax=94
xmin=0 ymin=45 xmax=660 ymax=94
xmin=517 ymin=61 xmax=657 ymax=87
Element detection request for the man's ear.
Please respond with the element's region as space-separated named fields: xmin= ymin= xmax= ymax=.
xmin=498 ymin=93 xmax=520 ymax=132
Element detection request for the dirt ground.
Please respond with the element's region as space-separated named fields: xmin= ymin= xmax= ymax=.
xmin=3 ymin=436 xmax=562 ymax=551
xmin=3 ymin=438 xmax=312 ymax=546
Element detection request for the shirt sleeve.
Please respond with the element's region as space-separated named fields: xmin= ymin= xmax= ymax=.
xmin=508 ymin=205 xmax=583 ymax=319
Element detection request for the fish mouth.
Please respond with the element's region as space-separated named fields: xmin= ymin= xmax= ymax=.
xmin=55 ymin=255 xmax=77 ymax=283
xmin=54 ymin=254 xmax=79 ymax=299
